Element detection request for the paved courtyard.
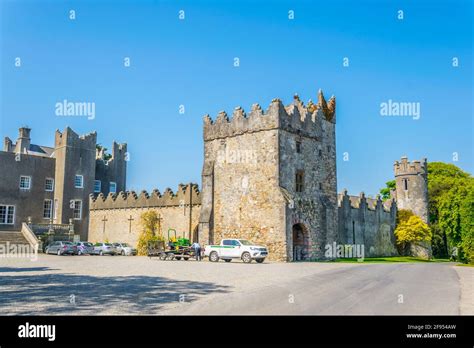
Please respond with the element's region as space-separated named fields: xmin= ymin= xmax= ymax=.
xmin=0 ymin=255 xmax=471 ymax=315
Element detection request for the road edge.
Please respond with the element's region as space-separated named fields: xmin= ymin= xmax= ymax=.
xmin=453 ymin=265 xmax=474 ymax=315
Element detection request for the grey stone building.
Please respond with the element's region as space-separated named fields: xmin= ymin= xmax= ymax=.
xmin=198 ymin=91 xmax=338 ymax=261
xmin=0 ymin=126 xmax=127 ymax=239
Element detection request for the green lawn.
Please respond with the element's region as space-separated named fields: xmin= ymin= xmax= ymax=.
xmin=331 ymin=256 xmax=451 ymax=263
xmin=455 ymin=263 xmax=474 ymax=267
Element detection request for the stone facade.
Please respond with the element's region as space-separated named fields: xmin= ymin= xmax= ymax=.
xmin=198 ymin=91 xmax=337 ymax=261
xmin=0 ymin=127 xmax=127 ymax=239
xmin=0 ymin=150 xmax=55 ymax=230
xmin=337 ymin=191 xmax=398 ymax=257
xmin=88 ymin=184 xmax=201 ymax=245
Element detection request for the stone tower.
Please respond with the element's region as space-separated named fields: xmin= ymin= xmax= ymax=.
xmin=95 ymin=141 xmax=128 ymax=195
xmin=54 ymin=127 xmax=98 ymax=239
xmin=393 ymin=156 xmax=429 ymax=223
xmin=198 ymin=90 xmax=338 ymax=261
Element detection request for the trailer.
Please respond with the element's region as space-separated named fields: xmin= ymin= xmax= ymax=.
xmin=147 ymin=228 xmax=195 ymax=261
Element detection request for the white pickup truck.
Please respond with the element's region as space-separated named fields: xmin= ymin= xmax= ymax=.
xmin=204 ymin=239 xmax=268 ymax=263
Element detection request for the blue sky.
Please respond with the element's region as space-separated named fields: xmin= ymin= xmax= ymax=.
xmin=1 ymin=0 xmax=472 ymax=196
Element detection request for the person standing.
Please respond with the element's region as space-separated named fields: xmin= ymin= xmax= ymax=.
xmin=192 ymin=241 xmax=201 ymax=261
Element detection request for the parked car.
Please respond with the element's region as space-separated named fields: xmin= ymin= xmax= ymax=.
xmin=204 ymin=239 xmax=268 ymax=263
xmin=112 ymin=243 xmax=137 ymax=256
xmin=74 ymin=242 xmax=94 ymax=255
xmin=91 ymin=242 xmax=116 ymax=256
xmin=46 ymin=241 xmax=76 ymax=256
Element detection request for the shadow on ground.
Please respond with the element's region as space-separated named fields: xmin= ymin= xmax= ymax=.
xmin=0 ymin=272 xmax=230 ymax=315
xmin=0 ymin=267 xmax=56 ymax=273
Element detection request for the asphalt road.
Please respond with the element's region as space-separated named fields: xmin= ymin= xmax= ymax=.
xmin=165 ymin=262 xmax=467 ymax=315
xmin=0 ymin=255 xmax=470 ymax=315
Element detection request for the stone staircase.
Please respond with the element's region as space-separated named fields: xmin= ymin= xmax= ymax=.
xmin=0 ymin=230 xmax=31 ymax=246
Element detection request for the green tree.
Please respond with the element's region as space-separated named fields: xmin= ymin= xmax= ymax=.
xmin=137 ymin=211 xmax=163 ymax=256
xmin=428 ymin=162 xmax=473 ymax=263
xmin=96 ymin=144 xmax=113 ymax=161
xmin=459 ymin=187 xmax=474 ymax=263
xmin=379 ymin=180 xmax=396 ymax=201
xmin=394 ymin=209 xmax=431 ymax=255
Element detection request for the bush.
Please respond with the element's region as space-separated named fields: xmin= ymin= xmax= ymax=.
xmin=394 ymin=209 xmax=431 ymax=255
xmin=137 ymin=211 xmax=164 ymax=256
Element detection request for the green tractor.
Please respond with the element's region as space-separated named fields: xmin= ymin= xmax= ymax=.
xmin=167 ymin=228 xmax=190 ymax=249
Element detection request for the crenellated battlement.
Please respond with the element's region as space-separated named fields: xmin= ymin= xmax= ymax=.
xmin=96 ymin=141 xmax=128 ymax=162
xmin=394 ymin=156 xmax=427 ymax=177
xmin=90 ymin=183 xmax=201 ymax=210
xmin=55 ymin=126 xmax=97 ymax=150
xmin=203 ymin=90 xmax=336 ymax=141
xmin=338 ymin=189 xmax=396 ymax=213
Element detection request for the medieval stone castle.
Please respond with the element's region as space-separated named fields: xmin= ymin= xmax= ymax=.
xmin=1 ymin=90 xmax=429 ymax=261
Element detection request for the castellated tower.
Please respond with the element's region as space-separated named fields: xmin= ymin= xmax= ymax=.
xmin=95 ymin=141 xmax=128 ymax=195
xmin=198 ymin=89 xmax=338 ymax=261
xmin=54 ymin=127 xmax=98 ymax=239
xmin=393 ymin=157 xmax=429 ymax=223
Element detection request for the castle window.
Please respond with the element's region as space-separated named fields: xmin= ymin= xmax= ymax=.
xmin=72 ymin=200 xmax=82 ymax=220
xmin=295 ymin=171 xmax=304 ymax=192
xmin=94 ymin=180 xmax=102 ymax=193
xmin=403 ymin=178 xmax=408 ymax=191
xmin=19 ymin=176 xmax=31 ymax=190
xmin=45 ymin=178 xmax=54 ymax=192
xmin=75 ymin=175 xmax=84 ymax=188
xmin=296 ymin=140 xmax=302 ymax=153
xmin=319 ymin=182 xmax=323 ymax=190
xmin=43 ymin=199 xmax=53 ymax=219
xmin=327 ymin=145 xmax=331 ymax=153
xmin=110 ymin=182 xmax=117 ymax=193
xmin=318 ymin=149 xmax=322 ymax=157
xmin=0 ymin=205 xmax=15 ymax=224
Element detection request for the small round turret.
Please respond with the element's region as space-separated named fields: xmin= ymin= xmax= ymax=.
xmin=393 ymin=156 xmax=429 ymax=223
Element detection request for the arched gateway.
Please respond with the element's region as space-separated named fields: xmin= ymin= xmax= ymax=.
xmin=292 ymin=223 xmax=309 ymax=261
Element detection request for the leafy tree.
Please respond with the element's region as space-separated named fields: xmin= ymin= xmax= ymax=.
xmin=396 ymin=209 xmax=415 ymax=224
xmin=428 ymin=162 xmax=473 ymax=263
xmin=137 ymin=211 xmax=163 ymax=255
xmin=380 ymin=162 xmax=472 ymax=262
xmin=459 ymin=187 xmax=474 ymax=263
xmin=96 ymin=144 xmax=113 ymax=161
xmin=394 ymin=209 xmax=431 ymax=255
xmin=379 ymin=180 xmax=396 ymax=201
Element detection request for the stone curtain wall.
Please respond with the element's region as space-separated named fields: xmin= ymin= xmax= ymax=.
xmin=88 ymin=184 xmax=201 ymax=246
xmin=337 ymin=191 xmax=398 ymax=257
xmin=88 ymin=205 xmax=201 ymax=246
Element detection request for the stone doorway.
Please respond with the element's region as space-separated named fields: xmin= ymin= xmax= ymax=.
xmin=292 ymin=223 xmax=309 ymax=261
xmin=192 ymin=225 xmax=199 ymax=243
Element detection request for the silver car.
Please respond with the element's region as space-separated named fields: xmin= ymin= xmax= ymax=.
xmin=92 ymin=242 xmax=116 ymax=256
xmin=46 ymin=241 xmax=76 ymax=256
xmin=112 ymin=242 xmax=137 ymax=256
xmin=74 ymin=241 xmax=94 ymax=255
